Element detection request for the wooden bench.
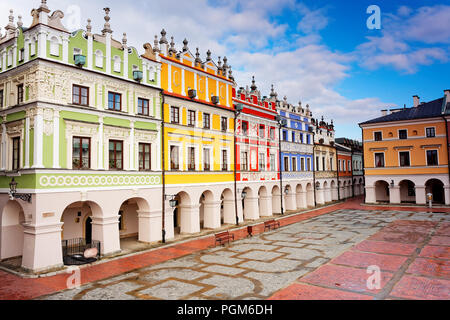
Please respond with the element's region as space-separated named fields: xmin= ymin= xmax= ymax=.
xmin=264 ymin=219 xmax=280 ymax=231
xmin=214 ymin=231 xmax=234 ymax=246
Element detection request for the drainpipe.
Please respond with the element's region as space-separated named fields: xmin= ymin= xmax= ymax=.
xmin=360 ymin=126 xmax=366 ymax=200
xmin=312 ymin=131 xmax=317 ymax=206
xmin=335 ymin=144 xmax=340 ymax=201
xmin=351 ymin=148 xmax=355 ymax=198
xmin=278 ymin=123 xmax=284 ymax=215
xmin=234 ymin=110 xmax=239 ymax=225
xmin=161 ymin=93 xmax=166 ymax=243
xmin=442 ymin=116 xmax=450 ymax=193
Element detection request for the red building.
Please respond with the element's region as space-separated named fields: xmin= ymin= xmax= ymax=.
xmin=336 ymin=143 xmax=353 ymax=199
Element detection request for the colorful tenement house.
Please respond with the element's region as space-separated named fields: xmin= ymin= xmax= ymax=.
xmin=233 ymin=78 xmax=280 ymax=221
xmin=359 ymin=91 xmax=450 ymax=205
xmin=158 ymin=32 xmax=236 ymax=235
xmin=0 ymin=2 xmax=163 ymax=272
xmin=335 ymin=137 xmax=364 ymax=197
xmin=277 ymin=95 xmax=315 ymax=211
xmin=312 ymin=117 xmax=338 ymax=205
xmin=335 ymin=143 xmax=353 ymax=199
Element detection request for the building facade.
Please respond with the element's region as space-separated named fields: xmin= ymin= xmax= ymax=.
xmin=360 ymin=92 xmax=450 ymax=205
xmin=0 ymin=3 xmax=163 ymax=272
xmin=277 ymin=96 xmax=315 ymax=211
xmin=336 ymin=143 xmax=353 ymax=199
xmin=335 ymin=137 xmax=364 ymax=197
xmin=313 ymin=117 xmax=338 ymax=205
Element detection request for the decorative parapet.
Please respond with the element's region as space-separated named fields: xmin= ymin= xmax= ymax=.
xmin=240 ymin=171 xmax=278 ymax=182
xmin=280 ymin=141 xmax=313 ymax=154
xmin=315 ymin=171 xmax=337 ymax=179
xmin=282 ymin=171 xmax=313 ymax=180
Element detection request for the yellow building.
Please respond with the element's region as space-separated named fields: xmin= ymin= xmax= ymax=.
xmin=157 ymin=30 xmax=237 ymax=237
xmin=360 ymin=94 xmax=450 ymax=205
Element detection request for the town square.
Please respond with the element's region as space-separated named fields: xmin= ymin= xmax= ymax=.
xmin=0 ymin=0 xmax=449 ymax=305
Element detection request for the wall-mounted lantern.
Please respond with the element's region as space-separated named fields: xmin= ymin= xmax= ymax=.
xmin=8 ymin=178 xmax=32 ymax=203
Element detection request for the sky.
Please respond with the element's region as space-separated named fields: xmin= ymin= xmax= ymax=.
xmin=1 ymin=0 xmax=449 ymax=140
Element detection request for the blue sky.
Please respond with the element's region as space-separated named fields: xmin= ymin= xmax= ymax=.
xmin=2 ymin=0 xmax=450 ymax=140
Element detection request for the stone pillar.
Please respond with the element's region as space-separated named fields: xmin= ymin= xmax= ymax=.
xmin=32 ymin=108 xmax=44 ymax=168
xmin=164 ymin=207 xmax=175 ymax=240
xmin=332 ymin=187 xmax=339 ymax=201
xmin=259 ymin=195 xmax=273 ymax=217
xmin=222 ymin=199 xmax=236 ymax=224
xmin=365 ymin=186 xmax=376 ymax=203
xmin=243 ymin=196 xmax=259 ymax=220
xmin=203 ymin=201 xmax=221 ymax=229
xmin=316 ymin=188 xmax=325 ymax=205
xmin=137 ymin=209 xmax=162 ymax=243
xmin=180 ymin=204 xmax=200 ymax=234
xmin=21 ymin=222 xmax=64 ymax=273
xmin=272 ymin=191 xmax=282 ymax=214
xmin=300 ymin=191 xmax=308 ymax=209
xmin=91 ymin=215 xmax=121 ymax=256
xmin=389 ymin=186 xmax=401 ymax=204
xmin=52 ymin=109 xmax=60 ymax=168
xmin=324 ymin=188 xmax=332 ymax=202
xmin=285 ymin=192 xmax=297 ymax=211
xmin=415 ymin=185 xmax=426 ymax=205
xmin=445 ymin=186 xmax=450 ymax=206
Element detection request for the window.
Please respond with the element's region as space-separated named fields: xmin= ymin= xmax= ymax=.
xmin=343 ymin=160 xmax=346 ymax=172
xmin=0 ymin=90 xmax=3 ymax=108
xmin=242 ymin=121 xmax=248 ymax=136
xmin=348 ymin=160 xmax=351 ymax=172
xmin=171 ymin=106 xmax=180 ymax=124
xmin=12 ymin=137 xmax=20 ymax=170
xmin=222 ymin=150 xmax=228 ymax=171
xmin=301 ymin=158 xmax=305 ymax=171
xmin=300 ymin=133 xmax=303 ymax=144
xmin=284 ymin=156 xmax=289 ymax=171
xmin=307 ymin=158 xmax=311 ymax=171
xmin=426 ymin=150 xmax=438 ymax=166
xmin=203 ymin=148 xmax=210 ymax=171
xmin=7 ymin=49 xmax=12 ymax=67
xmin=307 ymin=135 xmax=310 ymax=144
xmin=292 ymin=132 xmax=296 ymax=142
xmin=399 ymin=151 xmax=410 ymax=166
xmin=170 ymin=145 xmax=179 ymax=170
xmin=17 ymin=84 xmax=24 ymax=104
xmin=375 ymin=153 xmax=384 ymax=167
xmin=203 ymin=113 xmax=210 ymax=129
xmin=139 ymin=143 xmax=151 ymax=170
xmin=270 ymin=154 xmax=275 ymax=171
xmin=108 ymin=92 xmax=121 ymax=111
xmin=259 ymin=125 xmax=265 ymax=138
xmin=322 ymin=157 xmax=326 ymax=171
xmin=109 ymin=140 xmax=123 ymax=170
xmin=72 ymin=85 xmax=89 ymax=106
xmin=95 ymin=50 xmax=103 ymax=68
xmin=50 ymin=36 xmax=59 ymax=56
xmin=19 ymin=48 xmax=24 ymax=62
xmin=188 ymin=110 xmax=196 ymax=126
xmin=30 ymin=38 xmax=36 ymax=57
xmin=330 ymin=157 xmax=333 ymax=171
xmin=113 ymin=56 xmax=121 ymax=73
xmin=72 ymin=137 xmax=90 ymax=169
xmin=426 ymin=127 xmax=436 ymax=138
xmin=188 ymin=147 xmax=196 ymax=171
xmin=399 ymin=129 xmax=407 ymax=140
xmin=292 ymin=158 xmax=297 ymax=171
xmin=339 ymin=160 xmax=342 ymax=171
xmin=283 ymin=130 xmax=288 ymax=141
xmin=374 ymin=131 xmax=382 ymax=141
xmin=221 ymin=117 xmax=227 ymax=132
xmin=316 ymin=156 xmax=320 ymax=171
xmin=138 ymin=98 xmax=149 ymax=116
xmin=259 ymin=153 xmax=265 ymax=171
xmin=270 ymin=127 xmax=275 ymax=140
xmin=241 ymin=152 xmax=248 ymax=171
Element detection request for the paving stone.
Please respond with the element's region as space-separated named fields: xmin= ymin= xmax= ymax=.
xmin=305 ymin=257 xmax=330 ymax=268
xmin=419 ymin=245 xmax=450 ymax=260
xmin=80 ymin=281 xmax=142 ymax=300
xmin=406 ymin=258 xmax=450 ymax=278
xmin=276 ymin=247 xmax=321 ymax=260
xmin=245 ymin=270 xmax=309 ymax=297
xmin=330 ymin=251 xmax=408 ymax=272
xmin=239 ymin=258 xmax=302 ymax=272
xmin=38 ymin=284 xmax=93 ymax=300
xmin=237 ymin=250 xmax=284 ymax=261
xmin=200 ymin=254 xmax=243 ymax=266
xmin=354 ymin=240 xmax=417 ymax=256
xmin=143 ymin=257 xmax=201 ymax=271
xmin=268 ymin=283 xmax=373 ymax=300
xmin=200 ymin=275 xmax=255 ymax=298
xmin=228 ymin=243 xmax=280 ymax=252
xmin=201 ymin=265 xmax=246 ymax=276
xmin=137 ymin=280 xmax=204 ymax=300
xmin=97 ymin=272 xmax=140 ymax=285
xmin=271 ymin=241 xmax=307 ymax=248
xmin=390 ymin=275 xmax=450 ymax=300
xmin=139 ymin=269 xmax=207 ymax=282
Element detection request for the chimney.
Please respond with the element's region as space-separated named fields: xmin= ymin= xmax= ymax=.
xmin=413 ymin=95 xmax=420 ymax=107
xmin=444 ymin=89 xmax=450 ymax=105
xmin=381 ymin=109 xmax=387 ymax=116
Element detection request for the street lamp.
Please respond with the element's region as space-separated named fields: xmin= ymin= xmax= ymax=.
xmin=234 ymin=103 xmax=244 ymax=226
xmin=284 ymin=186 xmax=289 ymax=195
xmin=275 ymin=114 xmax=287 ymax=215
xmin=241 ymin=190 xmax=247 ymax=200
xmin=8 ymin=178 xmax=32 ymax=203
xmin=165 ymin=194 xmax=177 ymax=208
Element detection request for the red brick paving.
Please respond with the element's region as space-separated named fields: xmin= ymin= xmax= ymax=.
xmin=406 ymin=258 xmax=450 ymax=278
xmin=268 ymin=283 xmax=373 ymax=300
xmin=368 ymin=231 xmax=428 ymax=244
xmin=353 ymin=240 xmax=417 ymax=256
xmin=330 ymin=251 xmax=408 ymax=272
xmin=390 ymin=275 xmax=450 ymax=300
xmin=435 ymin=223 xmax=450 ymax=235
xmin=419 ymin=245 xmax=450 ymax=260
xmin=300 ymin=264 xmax=394 ymax=295
xmin=428 ymin=236 xmax=450 ymax=246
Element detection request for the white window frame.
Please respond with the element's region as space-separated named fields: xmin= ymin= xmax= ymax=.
xmin=398 ymin=129 xmax=408 ymax=140
xmin=398 ymin=150 xmax=411 ymax=167
xmin=373 ymin=131 xmax=382 ymax=141
xmin=202 ymin=146 xmax=213 ymax=171
xmin=50 ymin=36 xmax=60 ymax=56
xmin=113 ymin=55 xmax=121 ymax=73
xmin=425 ymin=149 xmax=439 ymax=166
xmin=95 ymin=50 xmax=104 ymax=68
xmin=425 ymin=126 xmax=436 ymax=138
xmin=169 ymin=142 xmax=182 ymax=171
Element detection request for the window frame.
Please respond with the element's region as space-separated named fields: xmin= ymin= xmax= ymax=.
xmin=398 ymin=129 xmax=408 ymax=140
xmin=221 ymin=149 xmax=228 ymax=171
xmin=203 ymin=113 xmax=211 ymax=129
xmin=203 ymin=147 xmax=211 ymax=171
xmin=374 ymin=131 xmax=382 ymax=141
xmin=17 ymin=84 xmax=24 ymax=104
xmin=171 ymin=106 xmax=180 ymax=124
xmin=137 ymin=98 xmax=149 ymax=116
xmin=241 ymin=120 xmax=248 ymax=136
xmin=374 ymin=152 xmax=385 ymax=168
xmin=259 ymin=152 xmax=265 ymax=171
xmin=188 ymin=146 xmax=196 ymax=171
xmin=108 ymin=91 xmax=122 ymax=111
xmin=108 ymin=139 xmax=123 ymax=170
xmin=426 ymin=149 xmax=438 ymax=166
xmin=187 ymin=110 xmax=196 ymax=127
xmin=241 ymin=151 xmax=248 ymax=171
xmin=72 ymin=84 xmax=89 ymax=106
xmin=0 ymin=89 xmax=3 ymax=108
xmin=221 ymin=116 xmax=228 ymax=132
xmin=72 ymin=136 xmax=91 ymax=169
xmin=12 ymin=136 xmax=20 ymax=170
xmin=426 ymin=127 xmax=436 ymax=138
xmin=399 ymin=151 xmax=410 ymax=167
xmin=170 ymin=145 xmax=180 ymax=170
xmin=138 ymin=142 xmax=151 ymax=171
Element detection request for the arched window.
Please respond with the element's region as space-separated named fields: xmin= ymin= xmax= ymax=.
xmin=113 ymin=55 xmax=121 ymax=73
xmin=7 ymin=49 xmax=13 ymax=66
xmin=30 ymin=37 xmax=37 ymax=57
xmin=95 ymin=50 xmax=103 ymax=68
xmin=50 ymin=36 xmax=59 ymax=56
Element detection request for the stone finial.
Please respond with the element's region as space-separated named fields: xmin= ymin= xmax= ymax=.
xmin=182 ymin=38 xmax=188 ymax=52
xmin=168 ymin=36 xmax=176 ymax=56
xmin=153 ymin=35 xmax=160 ymax=52
xmin=159 ymin=29 xmax=168 ymax=44
xmin=37 ymin=0 xmax=50 ymax=13
xmin=122 ymin=32 xmax=127 ymax=46
xmin=218 ymin=56 xmax=222 ymax=67
xmin=101 ymin=7 xmax=112 ymax=35
xmin=86 ymin=18 xmax=92 ymax=35
xmin=5 ymin=9 xmax=15 ymax=31
xmin=250 ymin=76 xmax=257 ymax=91
xmin=228 ymin=66 xmax=234 ymax=81
xmin=206 ymin=49 xmax=212 ymax=61
xmin=222 ymin=56 xmax=228 ymax=69
xmin=17 ymin=15 xmax=23 ymax=28
xmin=270 ymin=84 xmax=277 ymax=98
xmin=195 ymin=47 xmax=202 ymax=64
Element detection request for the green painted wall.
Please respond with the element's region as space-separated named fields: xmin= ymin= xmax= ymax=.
xmin=68 ymin=30 xmax=88 ymax=65
xmin=103 ymin=116 xmax=130 ymax=128
xmin=6 ymin=111 xmax=26 ymax=122
xmin=46 ymin=40 xmax=63 ymax=61
xmin=43 ymin=133 xmax=53 ymax=167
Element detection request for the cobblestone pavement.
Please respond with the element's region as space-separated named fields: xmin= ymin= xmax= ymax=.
xmin=40 ymin=209 xmax=450 ymax=300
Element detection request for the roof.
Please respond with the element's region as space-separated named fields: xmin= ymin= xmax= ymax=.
xmin=359 ymin=97 xmax=444 ymax=126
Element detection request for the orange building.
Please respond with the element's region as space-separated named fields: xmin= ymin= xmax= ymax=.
xmin=336 ymin=144 xmax=353 ymax=199
xmin=359 ymin=93 xmax=450 ymax=205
